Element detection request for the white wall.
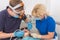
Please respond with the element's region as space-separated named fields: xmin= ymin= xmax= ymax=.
xmin=0 ymin=0 xmax=9 ymax=11
xmin=0 ymin=0 xmax=49 ymax=14
xmin=22 ymin=0 xmax=48 ymax=15
xmin=0 ymin=0 xmax=60 ymax=22
xmin=50 ymin=0 xmax=60 ymax=22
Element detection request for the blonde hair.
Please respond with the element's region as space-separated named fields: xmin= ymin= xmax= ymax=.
xmin=32 ymin=4 xmax=49 ymax=17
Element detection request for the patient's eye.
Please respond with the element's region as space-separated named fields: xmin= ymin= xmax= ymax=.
xmin=21 ymin=27 xmax=28 ymax=30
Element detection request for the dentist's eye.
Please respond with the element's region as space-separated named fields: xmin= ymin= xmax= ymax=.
xmin=15 ymin=6 xmax=24 ymax=12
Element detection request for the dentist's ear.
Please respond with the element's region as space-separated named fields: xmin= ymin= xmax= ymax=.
xmin=7 ymin=8 xmax=17 ymax=17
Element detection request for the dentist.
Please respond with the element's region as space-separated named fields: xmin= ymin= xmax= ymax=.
xmin=31 ymin=4 xmax=58 ymax=40
xmin=0 ymin=0 xmax=32 ymax=40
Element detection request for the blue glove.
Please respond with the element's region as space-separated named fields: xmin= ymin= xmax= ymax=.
xmin=14 ymin=30 xmax=24 ymax=38
xmin=27 ymin=22 xmax=32 ymax=30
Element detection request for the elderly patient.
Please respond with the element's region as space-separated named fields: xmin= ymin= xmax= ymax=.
xmin=20 ymin=27 xmax=40 ymax=40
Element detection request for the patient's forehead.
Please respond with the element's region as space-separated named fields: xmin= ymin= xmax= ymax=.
xmin=20 ymin=26 xmax=27 ymax=29
xmin=20 ymin=22 xmax=27 ymax=29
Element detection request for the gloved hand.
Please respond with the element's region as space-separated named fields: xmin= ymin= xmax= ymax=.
xmin=31 ymin=33 xmax=41 ymax=38
xmin=14 ymin=30 xmax=24 ymax=38
xmin=27 ymin=22 xmax=32 ymax=30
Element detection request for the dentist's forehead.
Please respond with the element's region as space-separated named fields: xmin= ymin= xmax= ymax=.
xmin=13 ymin=2 xmax=24 ymax=10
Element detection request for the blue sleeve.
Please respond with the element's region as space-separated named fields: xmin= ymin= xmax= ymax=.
xmin=47 ymin=17 xmax=56 ymax=32
xmin=0 ymin=12 xmax=5 ymax=31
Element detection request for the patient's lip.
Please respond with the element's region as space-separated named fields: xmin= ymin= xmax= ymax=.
xmin=24 ymin=30 xmax=28 ymax=32
xmin=25 ymin=31 xmax=27 ymax=32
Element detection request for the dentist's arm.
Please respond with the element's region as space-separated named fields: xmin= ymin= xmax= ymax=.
xmin=31 ymin=32 xmax=54 ymax=39
xmin=0 ymin=30 xmax=24 ymax=39
xmin=0 ymin=31 xmax=14 ymax=39
xmin=40 ymin=32 xmax=54 ymax=39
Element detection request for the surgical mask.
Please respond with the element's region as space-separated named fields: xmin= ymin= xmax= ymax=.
xmin=31 ymin=16 xmax=41 ymax=21
xmin=35 ymin=17 xmax=41 ymax=20
xmin=35 ymin=15 xmax=47 ymax=20
xmin=35 ymin=18 xmax=41 ymax=20
xmin=13 ymin=15 xmax=19 ymax=18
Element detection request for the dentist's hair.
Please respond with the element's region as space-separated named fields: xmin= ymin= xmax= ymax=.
xmin=32 ymin=4 xmax=49 ymax=17
xmin=9 ymin=0 xmax=23 ymax=7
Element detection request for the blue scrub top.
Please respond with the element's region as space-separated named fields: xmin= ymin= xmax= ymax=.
xmin=36 ymin=16 xmax=57 ymax=38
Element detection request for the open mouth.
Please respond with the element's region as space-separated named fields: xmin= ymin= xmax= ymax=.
xmin=24 ymin=30 xmax=28 ymax=33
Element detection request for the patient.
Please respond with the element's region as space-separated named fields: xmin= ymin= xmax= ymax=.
xmin=20 ymin=27 xmax=31 ymax=37
xmin=20 ymin=27 xmax=40 ymax=40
